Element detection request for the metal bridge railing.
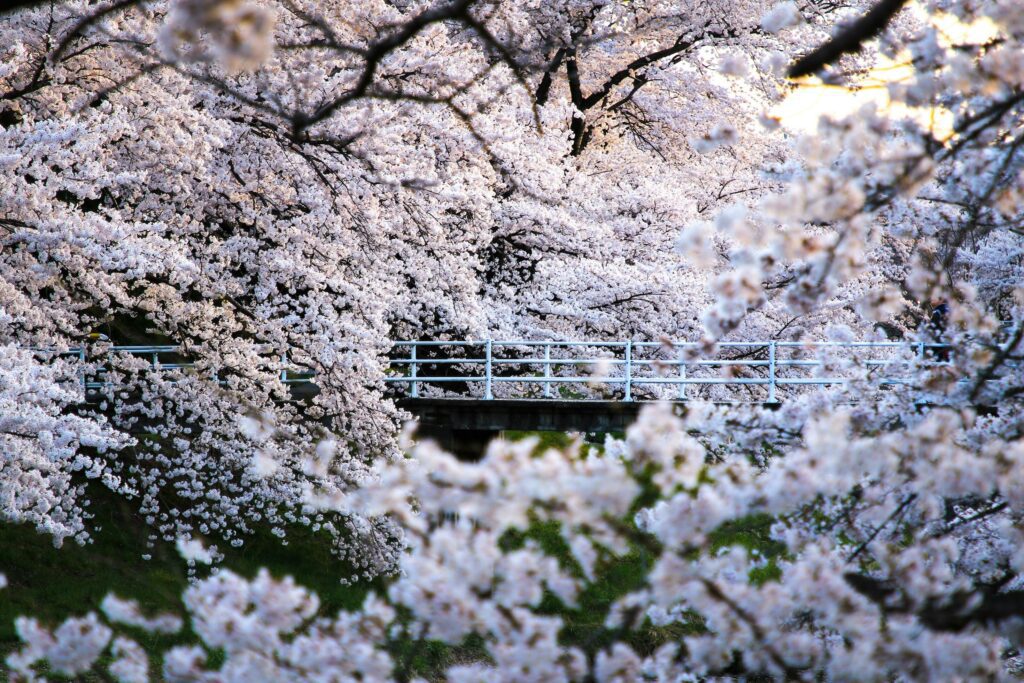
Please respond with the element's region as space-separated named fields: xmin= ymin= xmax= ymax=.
xmin=383 ymin=339 xmax=955 ymax=403
xmin=41 ymin=339 xmax=963 ymax=403
xmin=44 ymin=344 xmax=314 ymax=390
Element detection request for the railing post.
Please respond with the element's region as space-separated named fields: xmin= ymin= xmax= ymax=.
xmin=485 ymin=339 xmax=493 ymax=400
xmin=624 ymin=341 xmax=633 ymax=402
xmin=918 ymin=340 xmax=926 ymax=364
xmin=678 ymin=348 xmax=687 ymax=401
xmin=280 ymin=351 xmax=287 ymax=382
xmin=80 ymin=346 xmax=87 ymax=390
xmin=410 ymin=343 xmax=419 ymax=398
xmin=543 ymin=343 xmax=552 ymax=398
xmin=768 ymin=341 xmax=777 ymax=403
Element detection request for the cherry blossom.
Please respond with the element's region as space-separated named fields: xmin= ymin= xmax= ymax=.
xmin=4 ymin=0 xmax=1024 ymax=680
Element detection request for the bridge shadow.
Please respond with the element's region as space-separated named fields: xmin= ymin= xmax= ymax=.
xmin=398 ymin=398 xmax=784 ymax=460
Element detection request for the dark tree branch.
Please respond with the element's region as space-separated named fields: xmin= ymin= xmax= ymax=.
xmin=846 ymin=492 xmax=917 ymax=562
xmin=300 ymin=0 xmax=478 ymax=132
xmin=564 ymin=47 xmax=586 ymax=111
xmin=53 ymin=0 xmax=143 ymax=60
xmin=932 ymin=501 xmax=1009 ymax=538
xmin=968 ymin=323 xmax=1024 ymax=402
xmin=846 ymin=573 xmax=1024 ymax=631
xmin=579 ymin=26 xmax=714 ymax=110
xmin=701 ymin=578 xmax=804 ymax=678
xmin=534 ymin=48 xmax=565 ymax=106
xmin=555 ymin=22 xmax=745 ymax=154
xmin=788 ymin=0 xmax=910 ymax=78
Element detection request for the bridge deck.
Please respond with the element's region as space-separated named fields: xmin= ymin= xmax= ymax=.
xmin=398 ymin=398 xmax=718 ymax=459
xmin=398 ymin=398 xmax=669 ymax=433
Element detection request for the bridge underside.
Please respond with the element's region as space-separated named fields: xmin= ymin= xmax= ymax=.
xmin=398 ymin=397 xmax=999 ymax=459
xmin=399 ymin=398 xmax=670 ymax=459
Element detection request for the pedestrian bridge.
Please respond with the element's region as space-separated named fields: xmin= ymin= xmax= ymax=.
xmin=56 ymin=338 xmax=956 ymax=455
xmin=384 ymin=339 xmax=957 ymax=454
xmin=60 ymin=338 xmax=950 ymax=400
xmin=382 ymin=339 xmax=948 ymax=403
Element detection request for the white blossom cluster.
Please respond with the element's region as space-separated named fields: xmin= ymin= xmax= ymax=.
xmin=0 ymin=344 xmax=129 ymax=544
xmin=7 ymin=594 xmax=182 ymax=681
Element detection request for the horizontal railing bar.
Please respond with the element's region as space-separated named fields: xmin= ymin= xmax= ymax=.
xmin=389 ymin=358 xmax=924 ymax=368
xmin=384 ymin=376 xmax=632 ymax=384
xmin=382 ymin=377 xmax=932 ymax=386
xmin=56 ymin=345 xmax=288 ymax=355
xmin=389 ymin=341 xmax=494 ymax=347
xmin=389 ymin=359 xmax=610 ymax=367
xmin=53 ymin=341 xmax=956 ymax=355
xmin=384 ymin=376 xmax=484 ymax=383
xmin=390 ymin=340 xmax=952 ymax=348
xmin=384 ymin=376 xmax=822 ymax=386
xmin=93 ymin=358 xmax=912 ymax=372
xmin=389 ymin=358 xmax=485 ymax=365
xmin=774 ymin=341 xmax=943 ymax=347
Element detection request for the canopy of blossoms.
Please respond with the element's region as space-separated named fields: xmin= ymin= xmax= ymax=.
xmin=1 ymin=0 xmax=1023 ymax=680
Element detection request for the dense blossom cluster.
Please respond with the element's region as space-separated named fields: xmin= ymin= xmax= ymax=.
xmin=3 ymin=0 xmax=1024 ymax=680
xmin=0 ymin=344 xmax=127 ymax=544
xmin=10 ymin=394 xmax=1024 ymax=680
xmin=0 ymin=0 xmax=844 ymax=557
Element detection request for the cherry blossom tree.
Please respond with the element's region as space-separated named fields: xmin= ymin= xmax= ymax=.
xmin=0 ymin=0 xmax=842 ymax=553
xmin=0 ymin=344 xmax=128 ymax=545
xmin=5 ymin=0 xmax=1024 ymax=680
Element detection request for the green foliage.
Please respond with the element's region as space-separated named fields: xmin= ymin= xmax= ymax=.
xmin=502 ymin=430 xmax=579 ymax=454
xmin=501 ymin=429 xmax=620 ymax=456
xmin=0 ymin=484 xmax=376 ymax=679
xmin=707 ymin=513 xmax=786 ymax=585
xmin=387 ymin=622 xmax=490 ymax=683
xmin=500 ymin=514 xmax=702 ymax=665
